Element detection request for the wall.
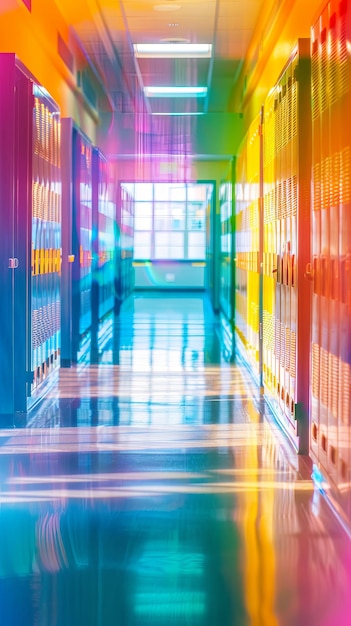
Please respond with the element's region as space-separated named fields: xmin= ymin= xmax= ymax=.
xmin=0 ymin=0 xmax=97 ymax=140
xmin=232 ymin=0 xmax=326 ymax=126
xmin=97 ymin=111 xmax=243 ymax=170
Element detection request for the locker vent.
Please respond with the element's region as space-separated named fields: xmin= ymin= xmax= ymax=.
xmin=311 ymin=343 xmax=320 ymax=399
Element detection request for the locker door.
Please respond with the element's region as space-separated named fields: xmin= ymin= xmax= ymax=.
xmin=60 ymin=118 xmax=74 ymax=367
xmin=262 ymin=40 xmax=311 ymax=452
xmin=0 ymin=55 xmax=18 ymax=417
xmin=235 ymin=115 xmax=261 ymax=377
xmin=31 ymin=87 xmax=61 ymax=396
xmin=0 ymin=56 xmax=34 ymax=417
xmin=61 ymin=122 xmax=93 ymax=364
xmin=13 ymin=64 xmax=34 ymax=413
xmin=310 ymin=0 xmax=351 ymax=517
xmin=336 ymin=0 xmax=351 ymax=514
xmin=72 ymin=128 xmax=93 ymax=360
xmin=0 ymin=55 xmax=60 ymax=416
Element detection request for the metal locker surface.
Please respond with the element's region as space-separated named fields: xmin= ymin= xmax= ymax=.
xmin=119 ymin=182 xmax=135 ymax=303
xmin=310 ymin=0 xmax=351 ymax=518
xmin=235 ymin=114 xmax=261 ymax=378
xmin=0 ymin=54 xmax=61 ymax=416
xmin=219 ymin=175 xmax=234 ymax=326
xmin=92 ymin=148 xmax=117 ymax=327
xmin=72 ymin=127 xmax=93 ymax=361
xmin=262 ymin=40 xmax=311 ymax=453
xmin=31 ymin=85 xmax=61 ymax=397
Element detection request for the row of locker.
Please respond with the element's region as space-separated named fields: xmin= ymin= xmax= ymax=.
xmin=0 ymin=54 xmax=134 ymax=417
xmin=221 ymin=0 xmax=351 ymax=519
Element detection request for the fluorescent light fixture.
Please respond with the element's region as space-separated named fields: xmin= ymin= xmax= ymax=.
xmin=151 ymin=112 xmax=204 ymax=116
xmin=134 ymin=43 xmax=212 ymax=58
xmin=144 ymin=86 xmax=207 ymax=97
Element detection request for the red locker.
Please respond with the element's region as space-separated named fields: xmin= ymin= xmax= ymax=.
xmin=310 ymin=0 xmax=351 ymax=516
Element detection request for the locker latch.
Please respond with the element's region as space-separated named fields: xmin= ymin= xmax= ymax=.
xmin=304 ymin=262 xmax=314 ymax=281
xmin=8 ymin=258 xmax=19 ymax=269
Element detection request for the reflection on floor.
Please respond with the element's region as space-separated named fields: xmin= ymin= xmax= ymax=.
xmin=1 ymin=292 xmax=351 ymax=626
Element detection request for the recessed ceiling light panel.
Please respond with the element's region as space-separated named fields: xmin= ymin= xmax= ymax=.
xmin=134 ymin=43 xmax=212 ymax=58
xmin=144 ymin=86 xmax=207 ymax=97
xmin=152 ymin=112 xmax=204 ymax=116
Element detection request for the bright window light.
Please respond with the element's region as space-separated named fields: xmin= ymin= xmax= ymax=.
xmin=144 ymin=86 xmax=207 ymax=98
xmin=134 ymin=43 xmax=212 ymax=58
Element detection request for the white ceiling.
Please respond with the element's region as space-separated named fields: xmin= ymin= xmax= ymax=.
xmin=64 ymin=0 xmax=264 ymax=116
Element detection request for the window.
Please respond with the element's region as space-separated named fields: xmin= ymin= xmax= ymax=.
xmin=129 ymin=182 xmax=213 ymax=260
xmin=155 ymin=232 xmax=184 ymax=259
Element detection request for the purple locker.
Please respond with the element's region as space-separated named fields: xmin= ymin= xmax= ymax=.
xmin=0 ymin=54 xmax=61 ymax=416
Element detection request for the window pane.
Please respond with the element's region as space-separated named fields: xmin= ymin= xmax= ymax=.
xmin=154 ymin=232 xmax=184 ymax=259
xmin=154 ymin=203 xmax=169 ymax=230
xmin=169 ymin=245 xmax=184 ymax=259
xmin=189 ymin=232 xmax=205 ymax=247
xmin=134 ymin=202 xmax=152 ymax=230
xmin=170 ymin=203 xmax=185 ymax=230
xmin=154 ymin=246 xmax=168 ymax=259
xmin=154 ymin=230 xmax=169 ymax=259
xmin=170 ymin=232 xmax=183 ymax=247
xmin=188 ymin=231 xmax=205 ymax=259
xmin=134 ymin=232 xmax=151 ymax=258
xmin=134 ymin=246 xmax=151 ymax=259
xmin=134 ymin=183 xmax=153 ymax=201
xmin=170 ymin=185 xmax=186 ymax=202
xmin=169 ymin=232 xmax=184 ymax=261
xmin=188 ymin=246 xmax=205 ymax=259
xmin=187 ymin=202 xmax=205 ymax=230
xmin=154 ymin=184 xmax=169 ymax=201
xmin=187 ymin=184 xmax=208 ymax=202
xmin=154 ymin=183 xmax=186 ymax=202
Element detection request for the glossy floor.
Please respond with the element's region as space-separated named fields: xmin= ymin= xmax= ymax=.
xmin=1 ymin=293 xmax=351 ymax=626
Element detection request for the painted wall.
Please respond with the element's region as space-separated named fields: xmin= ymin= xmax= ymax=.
xmin=0 ymin=0 xmax=97 ymax=140
xmin=232 ymin=0 xmax=326 ymax=126
xmin=97 ymin=111 xmax=244 ymax=169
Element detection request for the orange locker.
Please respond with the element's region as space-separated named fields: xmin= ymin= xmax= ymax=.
xmin=263 ymin=40 xmax=312 ymax=453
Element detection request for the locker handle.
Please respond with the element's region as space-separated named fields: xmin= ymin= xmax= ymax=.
xmin=304 ymin=262 xmax=314 ymax=281
xmin=68 ymin=255 xmax=75 ymax=263
xmin=8 ymin=258 xmax=19 ymax=269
